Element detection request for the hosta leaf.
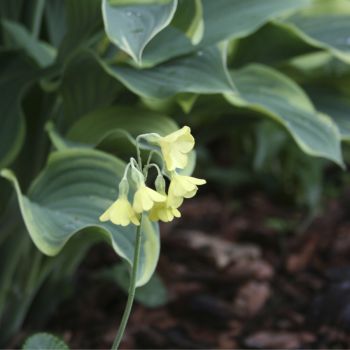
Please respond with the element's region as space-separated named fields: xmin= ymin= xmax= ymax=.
xmin=1 ymin=149 xmax=160 ymax=287
xmin=171 ymin=0 xmax=204 ymax=45
xmin=102 ymin=0 xmax=177 ymax=64
xmin=0 ymin=0 xmax=25 ymax=22
xmin=48 ymin=106 xmax=196 ymax=176
xmin=281 ymin=0 xmax=350 ymax=64
xmin=60 ymin=51 xmax=121 ymax=125
xmin=305 ymin=85 xmax=350 ymax=142
xmin=67 ymin=106 xmax=196 ymax=175
xmin=0 ymin=51 xmax=38 ymax=168
xmin=225 ymin=64 xmax=343 ymax=165
xmin=66 ymin=106 xmax=178 ymax=144
xmin=101 ymin=45 xmax=235 ymax=98
xmin=142 ymin=0 xmax=310 ymax=65
xmin=230 ymin=22 xmax=316 ymax=67
xmin=45 ymin=0 xmax=67 ymax=47
xmin=2 ymin=20 xmax=56 ymax=67
xmin=58 ymin=0 xmax=103 ymax=60
xmin=284 ymin=52 xmax=350 ymax=142
xmin=23 ymin=333 xmax=69 ymax=350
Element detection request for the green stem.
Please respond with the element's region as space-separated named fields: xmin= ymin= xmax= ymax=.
xmin=112 ymin=217 xmax=143 ymax=350
xmin=135 ymin=136 xmax=142 ymax=169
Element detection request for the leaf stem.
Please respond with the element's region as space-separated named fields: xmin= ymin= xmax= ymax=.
xmin=111 ymin=216 xmax=143 ymax=350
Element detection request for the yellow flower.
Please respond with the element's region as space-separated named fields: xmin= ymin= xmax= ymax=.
xmin=155 ymin=126 xmax=195 ymax=171
xmin=168 ymin=173 xmax=206 ymax=207
xmin=133 ymin=183 xmax=166 ymax=213
xmin=99 ymin=196 xmax=140 ymax=226
xmin=149 ymin=196 xmax=182 ymax=223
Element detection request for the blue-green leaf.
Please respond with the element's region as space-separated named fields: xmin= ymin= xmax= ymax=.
xmin=226 ymin=64 xmax=343 ymax=165
xmin=1 ymin=149 xmax=160 ymax=287
xmin=281 ymin=0 xmax=350 ymax=64
xmin=0 ymin=51 xmax=38 ymax=168
xmin=102 ymin=0 xmax=177 ymax=64
xmin=2 ymin=20 xmax=56 ymax=67
xmin=60 ymin=51 xmax=121 ymax=125
xmin=142 ymin=0 xmax=310 ymax=65
xmin=101 ymin=45 xmax=236 ymax=98
xmin=57 ymin=0 xmax=103 ymax=60
xmin=23 ymin=333 xmax=69 ymax=350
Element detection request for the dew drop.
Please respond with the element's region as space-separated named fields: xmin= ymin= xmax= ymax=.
xmin=126 ymin=11 xmax=133 ymax=16
xmin=197 ymin=50 xmax=203 ymax=56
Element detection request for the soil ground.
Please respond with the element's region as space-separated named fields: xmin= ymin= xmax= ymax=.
xmin=17 ymin=189 xmax=350 ymax=348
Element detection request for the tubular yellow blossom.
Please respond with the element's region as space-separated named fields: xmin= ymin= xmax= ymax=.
xmin=133 ymin=183 xmax=166 ymax=213
xmin=154 ymin=126 xmax=195 ymax=171
xmin=168 ymin=173 xmax=206 ymax=208
xmin=99 ymin=195 xmax=140 ymax=226
xmin=149 ymin=197 xmax=181 ymax=223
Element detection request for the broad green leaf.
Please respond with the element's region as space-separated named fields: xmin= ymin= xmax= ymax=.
xmin=26 ymin=0 xmax=45 ymax=38
xmin=1 ymin=149 xmax=160 ymax=287
xmin=99 ymin=263 xmax=168 ymax=307
xmin=101 ymin=45 xmax=235 ymax=98
xmin=48 ymin=106 xmax=196 ymax=176
xmin=305 ymin=84 xmax=350 ymax=142
xmin=66 ymin=106 xmax=179 ymax=144
xmin=0 ymin=0 xmax=25 ymax=22
xmin=57 ymin=0 xmax=103 ymax=60
xmin=2 ymin=20 xmax=56 ymax=67
xmin=283 ymin=51 xmax=350 ymax=142
xmin=282 ymin=51 xmax=350 ymax=83
xmin=171 ymin=0 xmax=204 ymax=45
xmin=45 ymin=0 xmax=67 ymax=47
xmin=60 ymin=51 xmax=121 ymax=126
xmin=67 ymin=106 xmax=197 ymax=175
xmin=225 ymin=64 xmax=343 ymax=165
xmin=102 ymin=0 xmax=177 ymax=64
xmin=142 ymin=0 xmax=310 ymax=66
xmin=0 ymin=51 xmax=38 ymax=168
xmin=23 ymin=333 xmax=69 ymax=350
xmin=0 ymin=0 xmax=45 ymax=38
xmin=281 ymin=0 xmax=350 ymax=64
xmin=230 ymin=22 xmax=316 ymax=67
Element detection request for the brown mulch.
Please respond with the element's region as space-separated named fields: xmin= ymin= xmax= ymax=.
xmin=18 ymin=190 xmax=350 ymax=348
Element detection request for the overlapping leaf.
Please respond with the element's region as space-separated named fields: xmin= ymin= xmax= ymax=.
xmin=101 ymin=45 xmax=235 ymax=98
xmin=23 ymin=333 xmax=69 ymax=350
xmin=2 ymin=20 xmax=55 ymax=67
xmin=171 ymin=0 xmax=204 ymax=45
xmin=57 ymin=0 xmax=103 ymax=60
xmin=60 ymin=51 xmax=121 ymax=125
xmin=0 ymin=51 xmax=38 ymax=168
xmin=1 ymin=149 xmax=160 ymax=287
xmin=142 ymin=0 xmax=310 ymax=65
xmin=102 ymin=0 xmax=177 ymax=64
xmin=225 ymin=64 xmax=343 ymax=165
xmin=46 ymin=106 xmax=196 ymax=175
xmin=283 ymin=52 xmax=350 ymax=142
xmin=306 ymin=86 xmax=350 ymax=142
xmin=281 ymin=0 xmax=350 ymax=64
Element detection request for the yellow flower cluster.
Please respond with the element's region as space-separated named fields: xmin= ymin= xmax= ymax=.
xmin=99 ymin=126 xmax=206 ymax=226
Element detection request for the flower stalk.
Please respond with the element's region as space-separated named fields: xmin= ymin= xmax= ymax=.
xmin=112 ymin=215 xmax=143 ymax=350
xmin=100 ymin=126 xmax=206 ymax=349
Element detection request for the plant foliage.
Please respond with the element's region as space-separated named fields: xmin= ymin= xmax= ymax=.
xmin=1 ymin=0 xmax=350 ymax=345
